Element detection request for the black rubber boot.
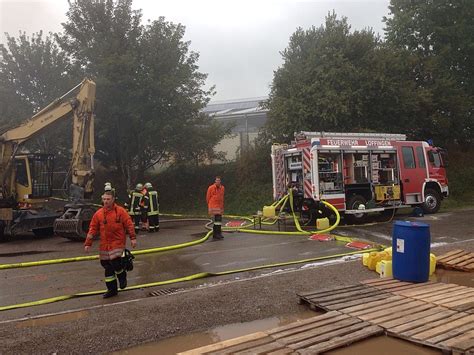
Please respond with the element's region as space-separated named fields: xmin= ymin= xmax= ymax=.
xmin=212 ymin=224 xmax=219 ymax=240
xmin=117 ymin=270 xmax=127 ymax=290
xmin=216 ymin=224 xmax=224 ymax=239
xmin=103 ymin=279 xmax=118 ymax=298
xmin=213 ymin=224 xmax=223 ymax=240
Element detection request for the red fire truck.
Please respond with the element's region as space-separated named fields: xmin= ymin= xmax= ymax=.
xmin=271 ymin=132 xmax=449 ymax=223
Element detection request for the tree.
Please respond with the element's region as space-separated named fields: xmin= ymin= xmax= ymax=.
xmin=0 ymin=31 xmax=80 ymax=159
xmin=56 ymin=0 xmax=229 ymax=186
xmin=384 ymin=0 xmax=474 ymax=148
xmin=264 ymin=12 xmax=423 ymax=142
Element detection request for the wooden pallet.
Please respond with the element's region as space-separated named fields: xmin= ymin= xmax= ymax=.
xmin=437 ymin=249 xmax=474 ymax=271
xmin=297 ymin=279 xmax=474 ymax=353
xmin=363 ymin=278 xmax=474 ymax=313
xmin=179 ymin=311 xmax=383 ymax=354
xmin=298 ymin=283 xmax=390 ymax=312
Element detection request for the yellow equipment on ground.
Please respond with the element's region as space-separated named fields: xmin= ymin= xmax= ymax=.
xmin=263 ymin=205 xmax=276 ymax=218
xmin=0 ymin=79 xmax=96 ymax=241
xmin=316 ymin=217 xmax=330 ymax=230
xmin=365 ymin=247 xmax=437 ymax=278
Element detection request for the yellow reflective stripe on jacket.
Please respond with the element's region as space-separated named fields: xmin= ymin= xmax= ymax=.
xmin=128 ymin=192 xmax=143 ymax=215
xmin=208 ymin=207 xmax=223 ymax=215
xmin=105 ymin=275 xmax=116 ymax=282
xmin=148 ymin=191 xmax=159 ymax=216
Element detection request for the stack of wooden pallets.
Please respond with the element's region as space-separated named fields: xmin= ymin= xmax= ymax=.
xmin=298 ymin=278 xmax=474 ymax=354
xmin=180 ymin=311 xmax=382 ymax=354
xmin=436 ymin=249 xmax=474 ymax=271
xmin=183 ymin=277 xmax=474 ymax=354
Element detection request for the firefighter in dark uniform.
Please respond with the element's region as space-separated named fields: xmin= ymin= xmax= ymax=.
xmin=144 ymin=182 xmax=159 ymax=232
xmin=127 ymin=183 xmax=143 ymax=233
xmin=140 ymin=184 xmax=150 ymax=231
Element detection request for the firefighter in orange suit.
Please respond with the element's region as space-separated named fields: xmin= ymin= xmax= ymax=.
xmin=206 ymin=176 xmax=225 ymax=240
xmin=84 ymin=190 xmax=137 ymax=298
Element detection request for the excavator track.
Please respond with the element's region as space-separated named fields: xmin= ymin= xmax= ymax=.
xmin=53 ymin=204 xmax=96 ymax=241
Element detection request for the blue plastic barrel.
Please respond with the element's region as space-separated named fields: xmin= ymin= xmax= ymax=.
xmin=392 ymin=220 xmax=431 ymax=283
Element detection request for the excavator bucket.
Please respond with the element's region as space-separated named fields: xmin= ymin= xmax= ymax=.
xmin=53 ymin=203 xmax=97 ymax=241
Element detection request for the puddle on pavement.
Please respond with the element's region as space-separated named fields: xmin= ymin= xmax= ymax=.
xmin=16 ymin=310 xmax=89 ymax=328
xmin=431 ymin=268 xmax=474 ymax=287
xmin=113 ymin=308 xmax=319 ymax=354
xmin=327 ymin=335 xmax=441 ymax=354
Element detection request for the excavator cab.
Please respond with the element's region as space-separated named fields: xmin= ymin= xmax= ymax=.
xmin=13 ymin=154 xmax=54 ymax=204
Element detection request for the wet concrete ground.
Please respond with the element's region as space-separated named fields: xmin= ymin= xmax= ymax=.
xmin=0 ymin=209 xmax=473 ymax=353
xmin=113 ymin=268 xmax=474 ymax=354
xmin=113 ymin=309 xmax=319 ymax=354
xmin=0 ymin=219 xmax=360 ymax=316
xmin=117 ymin=321 xmax=443 ymax=355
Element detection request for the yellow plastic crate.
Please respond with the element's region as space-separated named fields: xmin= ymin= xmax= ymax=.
xmin=262 ymin=205 xmax=276 ymax=218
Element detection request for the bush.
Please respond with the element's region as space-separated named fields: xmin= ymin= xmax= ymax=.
xmin=441 ymin=148 xmax=474 ymax=209
xmin=150 ymin=143 xmax=274 ymax=215
xmin=144 ymin=146 xmax=473 ymax=216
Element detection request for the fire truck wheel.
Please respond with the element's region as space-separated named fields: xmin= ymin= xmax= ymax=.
xmin=423 ymin=188 xmax=441 ymax=214
xmin=345 ymin=195 xmax=367 ymax=224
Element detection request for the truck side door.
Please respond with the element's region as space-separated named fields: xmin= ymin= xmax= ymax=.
xmin=427 ymin=148 xmax=448 ymax=187
xmin=398 ymin=143 xmax=427 ymax=204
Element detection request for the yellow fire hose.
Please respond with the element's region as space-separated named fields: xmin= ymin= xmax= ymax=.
xmin=235 ymin=189 xmax=343 ymax=238
xmin=0 ymin=246 xmax=379 ymax=312
xmin=0 ymin=193 xmax=384 ymax=311
xmin=0 ymin=193 xmax=363 ymax=271
xmin=0 ymin=221 xmax=212 ymax=270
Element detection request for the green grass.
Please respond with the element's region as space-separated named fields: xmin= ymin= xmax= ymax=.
xmin=441 ymin=194 xmax=474 ymax=211
xmin=440 ymin=149 xmax=474 ymax=211
xmin=224 ymin=182 xmax=274 ymax=215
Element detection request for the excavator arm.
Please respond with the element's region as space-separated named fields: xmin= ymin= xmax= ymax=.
xmin=0 ymin=78 xmax=96 ymax=201
xmin=0 ymin=79 xmax=96 ymax=241
xmin=69 ymin=79 xmax=96 ymax=198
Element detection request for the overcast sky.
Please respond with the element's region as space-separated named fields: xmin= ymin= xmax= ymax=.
xmin=0 ymin=0 xmax=391 ymax=102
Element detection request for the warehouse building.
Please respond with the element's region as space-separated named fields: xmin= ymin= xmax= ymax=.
xmin=203 ymin=96 xmax=268 ymax=160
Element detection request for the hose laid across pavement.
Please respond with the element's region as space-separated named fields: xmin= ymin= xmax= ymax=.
xmin=0 ymin=194 xmax=384 ymax=311
xmin=0 ymin=246 xmax=379 ymax=312
xmin=0 ymin=194 xmax=370 ymax=270
xmin=0 ymin=220 xmax=213 ymax=270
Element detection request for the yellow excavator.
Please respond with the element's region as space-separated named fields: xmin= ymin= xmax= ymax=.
xmin=0 ymin=78 xmax=96 ymax=241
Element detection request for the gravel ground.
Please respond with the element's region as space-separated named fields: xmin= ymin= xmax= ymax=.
xmin=2 ymin=239 xmax=474 ymax=354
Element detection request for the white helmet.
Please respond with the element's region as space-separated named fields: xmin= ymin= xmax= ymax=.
xmin=144 ymin=182 xmax=152 ymax=189
xmin=135 ymin=183 xmax=143 ymax=191
xmin=104 ymin=182 xmax=112 ymax=191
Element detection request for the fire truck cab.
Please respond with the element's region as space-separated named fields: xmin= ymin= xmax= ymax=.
xmin=271 ymin=132 xmax=448 ymax=223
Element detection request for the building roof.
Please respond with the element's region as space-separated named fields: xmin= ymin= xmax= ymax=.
xmin=203 ymin=96 xmax=269 ymax=118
